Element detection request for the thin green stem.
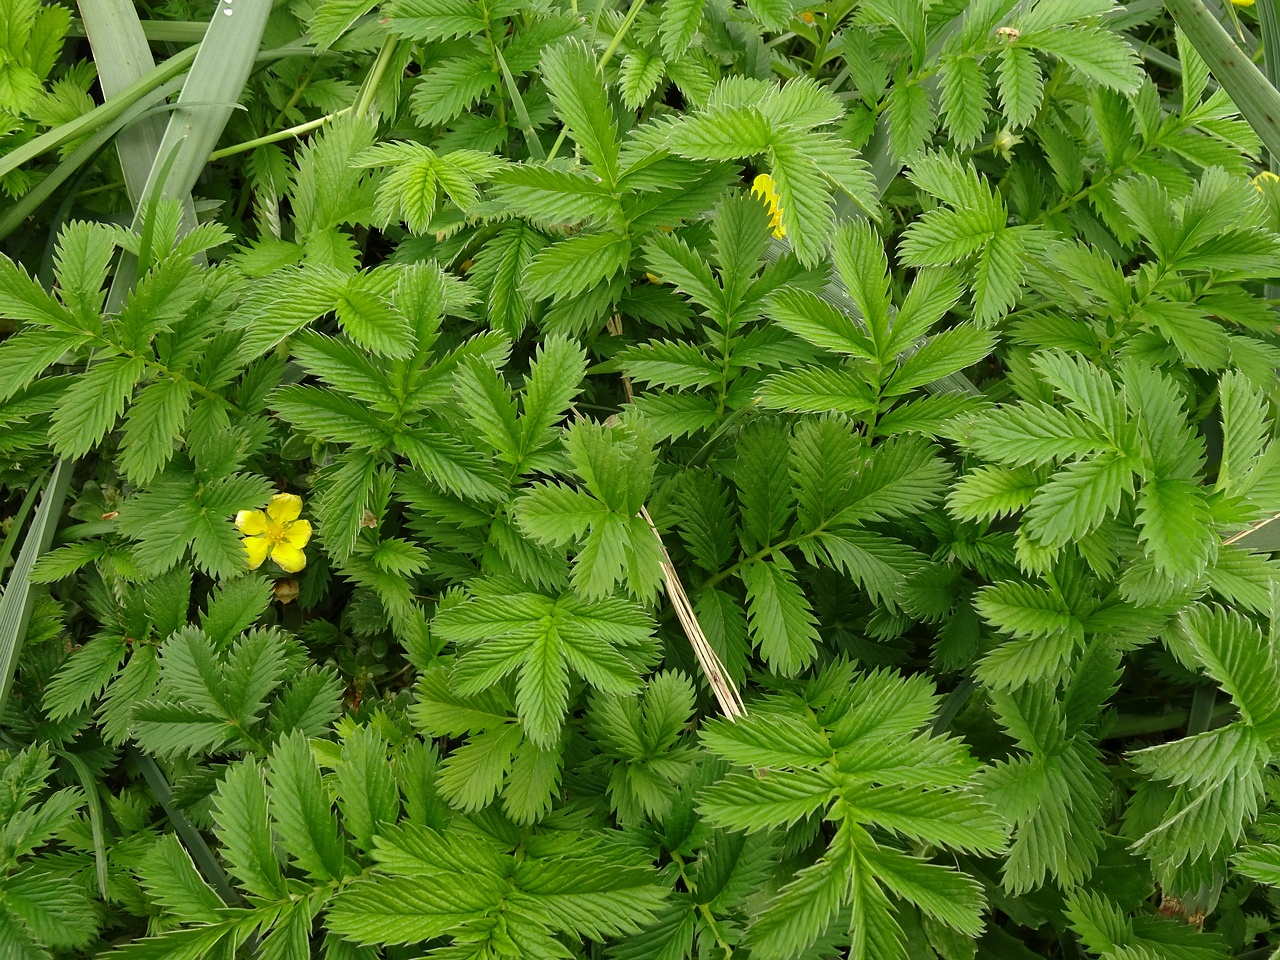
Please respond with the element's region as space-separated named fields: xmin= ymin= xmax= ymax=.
xmin=355 ymin=34 xmax=399 ymax=117
xmin=208 ymin=113 xmax=334 ymax=161
xmin=210 ymin=34 xmax=398 ymax=161
xmin=547 ymin=0 xmax=644 ymax=163
xmin=494 ymin=43 xmax=546 ymax=159
xmin=598 ymin=0 xmax=646 ymax=70
xmin=270 ymin=62 xmax=320 ymax=131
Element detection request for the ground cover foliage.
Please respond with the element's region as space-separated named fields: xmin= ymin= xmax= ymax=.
xmin=9 ymin=0 xmax=1280 ymax=956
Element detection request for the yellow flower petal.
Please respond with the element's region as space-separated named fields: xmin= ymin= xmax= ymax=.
xmin=235 ymin=509 xmax=268 ymax=535
xmin=266 ymin=493 xmax=304 ymax=523
xmin=282 ymin=519 xmax=312 ymax=549
xmin=751 ymin=174 xmax=786 ymax=238
xmin=269 ymin=543 xmax=308 ymax=573
xmin=1232 ymin=0 xmax=1255 ymax=6
xmin=751 ymin=173 xmax=778 ymax=203
xmin=244 ymin=535 xmax=270 ymax=570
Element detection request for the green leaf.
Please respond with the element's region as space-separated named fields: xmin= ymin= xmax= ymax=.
xmin=334 ymin=273 xmax=416 ymax=358
xmin=524 ymin=233 xmax=631 ymax=303
xmin=1136 ymin=478 xmax=1216 ymax=580
xmin=997 ymin=45 xmax=1043 ymax=128
xmin=1021 ymin=27 xmax=1143 ymax=93
xmin=201 ymin=576 xmax=272 ymax=647
xmin=939 ymin=55 xmax=989 ymax=150
xmin=885 ymin=326 xmax=995 ymax=395
xmin=620 ymin=51 xmax=665 ymax=110
xmin=660 ymin=0 xmax=702 ymax=58
xmin=1177 ymin=604 xmax=1280 ymax=727
xmin=698 ymin=768 xmax=838 ymax=831
xmin=701 ymin=711 xmax=830 ymax=768
xmin=212 ymin=758 xmax=285 ymax=899
xmin=949 ymin=466 xmax=1042 ymax=522
xmin=887 ymin=81 xmax=935 ymax=161
xmin=337 ymin=725 xmax=399 ymax=853
xmin=268 ymin=731 xmax=344 ymax=882
xmin=437 ymin=723 xmax=523 ymax=812
xmin=543 ymin=39 xmax=621 ymax=187
xmin=438 ymin=591 xmax=654 ymax=746
xmin=307 ymin=0 xmax=378 ymax=50
xmin=48 ymin=355 xmax=146 ymax=458
xmin=861 ymin=843 xmax=986 ymax=935
xmin=831 ymin=219 xmax=891 ymax=355
xmin=119 ymin=376 xmax=191 ymax=483
xmin=42 ymin=636 xmax=127 ymax=721
xmin=137 ymin=834 xmax=224 ymax=924
xmin=745 ymin=832 xmax=849 ymax=959
xmin=1022 ymin=452 xmax=1135 ymax=547
xmin=386 ymin=0 xmax=486 ymax=41
xmin=742 ymin=560 xmax=820 ymax=676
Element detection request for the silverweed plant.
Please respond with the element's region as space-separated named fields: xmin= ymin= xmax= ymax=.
xmin=7 ymin=0 xmax=1280 ymax=958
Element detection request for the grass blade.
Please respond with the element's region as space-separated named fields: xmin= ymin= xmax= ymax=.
xmin=54 ymin=748 xmax=112 ymax=898
xmin=0 ymin=460 xmax=73 ymax=718
xmin=135 ymin=0 xmax=273 ymax=218
xmin=1166 ymin=0 xmax=1280 ymax=161
xmin=129 ymin=746 xmax=241 ymax=906
xmin=0 ymin=474 xmax=47 ymax=578
xmin=78 ymin=0 xmax=186 ymax=215
xmin=0 ymin=79 xmax=183 ymax=242
xmin=0 ymin=44 xmax=198 ymax=181
xmin=69 ymin=19 xmax=209 ymax=43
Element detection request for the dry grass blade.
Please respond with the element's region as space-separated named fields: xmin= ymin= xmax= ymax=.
xmin=1223 ymin=512 xmax=1280 ymax=547
xmin=640 ymin=507 xmax=747 ymax=720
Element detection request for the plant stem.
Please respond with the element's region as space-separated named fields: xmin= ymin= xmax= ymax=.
xmin=208 ymin=113 xmax=335 ymax=160
xmin=597 ymin=0 xmax=646 ymax=70
xmin=209 ymin=34 xmax=398 ymax=162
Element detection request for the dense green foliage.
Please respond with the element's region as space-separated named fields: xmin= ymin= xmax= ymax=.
xmin=7 ymin=0 xmax=1280 ymax=957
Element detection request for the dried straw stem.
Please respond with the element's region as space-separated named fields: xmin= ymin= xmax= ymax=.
xmin=640 ymin=506 xmax=747 ymax=720
xmin=1223 ymin=511 xmax=1280 ymax=547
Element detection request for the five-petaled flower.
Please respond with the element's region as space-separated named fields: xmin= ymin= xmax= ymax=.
xmin=236 ymin=494 xmax=312 ymax=572
xmin=751 ymin=173 xmax=787 ymax=239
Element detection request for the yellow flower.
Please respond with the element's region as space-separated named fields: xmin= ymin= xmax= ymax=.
xmin=235 ymin=494 xmax=312 ymax=573
xmin=1253 ymin=170 xmax=1280 ymax=192
xmin=751 ymin=173 xmax=787 ymax=239
xmin=1232 ymin=0 xmax=1255 ymax=6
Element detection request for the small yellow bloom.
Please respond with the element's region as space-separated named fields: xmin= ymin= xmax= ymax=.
xmin=800 ymin=11 xmax=815 ymax=24
xmin=1253 ymin=170 xmax=1279 ymax=192
xmin=235 ymin=493 xmax=312 ymax=573
xmin=645 ymin=272 xmax=662 ymax=284
xmin=1232 ymin=0 xmax=1255 ymax=6
xmin=751 ymin=173 xmax=786 ymax=239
